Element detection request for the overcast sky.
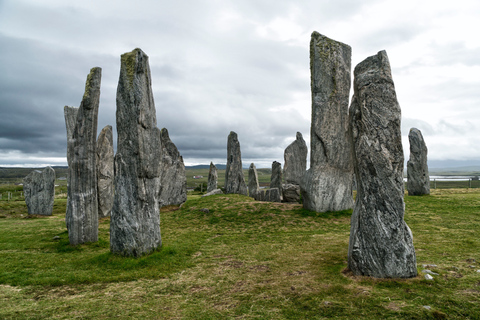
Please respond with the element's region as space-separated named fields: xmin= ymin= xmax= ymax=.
xmin=0 ymin=0 xmax=479 ymax=168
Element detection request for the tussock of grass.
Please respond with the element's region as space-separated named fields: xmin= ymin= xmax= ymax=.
xmin=0 ymin=189 xmax=479 ymax=319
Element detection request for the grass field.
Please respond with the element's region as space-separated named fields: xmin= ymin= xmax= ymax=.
xmin=0 ymin=185 xmax=479 ymax=319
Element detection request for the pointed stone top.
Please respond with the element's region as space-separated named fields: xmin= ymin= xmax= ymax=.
xmin=310 ymin=31 xmax=351 ymax=50
xmin=161 ymin=127 xmax=170 ymax=139
xmin=82 ymin=67 xmax=102 ymax=103
xmin=296 ymin=132 xmax=303 ymax=140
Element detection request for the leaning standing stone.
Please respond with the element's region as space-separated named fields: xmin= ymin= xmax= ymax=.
xmin=348 ymin=50 xmax=417 ymax=278
xmin=225 ymin=131 xmax=248 ymax=195
xmin=407 ymin=128 xmax=430 ymax=196
xmin=207 ymin=162 xmax=218 ymax=193
xmin=65 ymin=67 xmax=101 ymax=245
xmin=159 ymin=128 xmax=187 ymax=206
xmin=248 ymin=163 xmax=260 ymax=199
xmin=110 ymin=48 xmax=162 ymax=257
xmin=301 ymin=32 xmax=354 ymax=213
xmin=23 ymin=166 xmax=55 ymax=216
xmin=96 ymin=125 xmax=114 ymax=218
xmin=283 ymin=132 xmax=307 ymax=185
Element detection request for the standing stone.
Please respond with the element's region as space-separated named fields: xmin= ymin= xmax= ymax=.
xmin=270 ymin=161 xmax=283 ymax=200
xmin=225 ymin=131 xmax=247 ymax=195
xmin=64 ymin=105 xmax=79 ymax=219
xmin=207 ymin=162 xmax=218 ymax=193
xmin=348 ymin=50 xmax=417 ymax=278
xmin=301 ymin=32 xmax=354 ymax=213
xmin=248 ymin=163 xmax=260 ymax=199
xmin=159 ymin=128 xmax=187 ymax=206
xmin=265 ymin=188 xmax=281 ymax=203
xmin=96 ymin=125 xmax=114 ymax=218
xmin=283 ymin=132 xmax=308 ymax=185
xmin=65 ymin=67 xmax=101 ymax=245
xmin=407 ymin=128 xmax=430 ymax=196
xmin=23 ymin=166 xmax=55 ymax=216
xmin=110 ymin=48 xmax=162 ymax=257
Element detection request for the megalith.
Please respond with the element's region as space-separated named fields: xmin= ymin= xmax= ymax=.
xmin=248 ymin=163 xmax=260 ymax=199
xmin=270 ymin=161 xmax=283 ymax=200
xmin=23 ymin=166 xmax=55 ymax=216
xmin=96 ymin=125 xmax=114 ymax=218
xmin=301 ymin=32 xmax=354 ymax=213
xmin=283 ymin=132 xmax=307 ymax=185
xmin=348 ymin=50 xmax=417 ymax=278
xmin=159 ymin=128 xmax=187 ymax=206
xmin=65 ymin=67 xmax=101 ymax=245
xmin=225 ymin=131 xmax=248 ymax=195
xmin=407 ymin=128 xmax=430 ymax=196
xmin=207 ymin=162 xmax=218 ymax=193
xmin=110 ymin=48 xmax=162 ymax=257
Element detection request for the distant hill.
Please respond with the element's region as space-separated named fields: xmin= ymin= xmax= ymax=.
xmin=186 ymin=164 xmax=227 ymax=170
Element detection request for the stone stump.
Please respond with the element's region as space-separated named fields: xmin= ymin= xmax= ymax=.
xmin=407 ymin=128 xmax=430 ymax=196
xmin=159 ymin=128 xmax=187 ymax=206
xmin=207 ymin=162 xmax=218 ymax=193
xmin=348 ymin=50 xmax=417 ymax=278
xmin=23 ymin=166 xmax=55 ymax=216
xmin=225 ymin=131 xmax=247 ymax=195
xmin=282 ymin=184 xmax=301 ymax=203
xmin=65 ymin=67 xmax=101 ymax=245
xmin=301 ymin=32 xmax=354 ymax=213
xmin=96 ymin=125 xmax=114 ymax=218
xmin=265 ymin=188 xmax=281 ymax=203
xmin=248 ymin=163 xmax=260 ymax=199
xmin=110 ymin=48 xmax=162 ymax=257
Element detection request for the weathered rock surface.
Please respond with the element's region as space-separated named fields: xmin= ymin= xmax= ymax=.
xmin=301 ymin=32 xmax=354 ymax=213
xmin=201 ymin=189 xmax=224 ymax=197
xmin=207 ymin=162 xmax=218 ymax=193
xmin=110 ymin=48 xmax=162 ymax=257
xmin=282 ymin=183 xmax=301 ymax=203
xmin=23 ymin=166 xmax=55 ymax=216
xmin=270 ymin=161 xmax=283 ymax=200
xmin=283 ymin=132 xmax=307 ymax=185
xmin=248 ymin=163 xmax=260 ymax=199
xmin=225 ymin=131 xmax=247 ymax=195
xmin=265 ymin=188 xmax=281 ymax=203
xmin=407 ymin=128 xmax=430 ymax=196
xmin=96 ymin=125 xmax=114 ymax=218
xmin=159 ymin=128 xmax=187 ymax=206
xmin=65 ymin=67 xmax=101 ymax=245
xmin=348 ymin=50 xmax=417 ymax=278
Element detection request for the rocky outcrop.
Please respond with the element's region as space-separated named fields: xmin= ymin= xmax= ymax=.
xmin=110 ymin=48 xmax=162 ymax=257
xmin=348 ymin=50 xmax=417 ymax=278
xmin=283 ymin=132 xmax=307 ymax=185
xmin=248 ymin=163 xmax=260 ymax=199
xmin=159 ymin=128 xmax=187 ymax=206
xmin=301 ymin=32 xmax=354 ymax=213
xmin=96 ymin=125 xmax=114 ymax=218
xmin=225 ymin=131 xmax=247 ymax=195
xmin=23 ymin=166 xmax=55 ymax=216
xmin=270 ymin=161 xmax=283 ymax=200
xmin=407 ymin=128 xmax=430 ymax=196
xmin=207 ymin=162 xmax=218 ymax=193
xmin=65 ymin=67 xmax=101 ymax=245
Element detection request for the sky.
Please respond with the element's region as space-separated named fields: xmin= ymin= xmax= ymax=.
xmin=0 ymin=0 xmax=479 ymax=168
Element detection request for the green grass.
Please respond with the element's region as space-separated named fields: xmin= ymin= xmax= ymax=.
xmin=0 ymin=188 xmax=479 ymax=319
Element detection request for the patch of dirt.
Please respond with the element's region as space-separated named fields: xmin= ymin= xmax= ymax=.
xmin=160 ymin=205 xmax=181 ymax=213
xmin=222 ymin=260 xmax=244 ymax=269
xmin=249 ymin=265 xmax=270 ymax=272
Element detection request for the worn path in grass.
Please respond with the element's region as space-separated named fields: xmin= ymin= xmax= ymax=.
xmin=0 ymin=190 xmax=479 ymax=319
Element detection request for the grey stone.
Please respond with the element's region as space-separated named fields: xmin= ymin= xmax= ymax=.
xmin=270 ymin=161 xmax=283 ymax=200
xmin=301 ymin=32 xmax=354 ymax=213
xmin=23 ymin=166 xmax=55 ymax=216
xmin=282 ymin=183 xmax=301 ymax=203
xmin=110 ymin=48 xmax=162 ymax=257
xmin=248 ymin=163 xmax=260 ymax=199
xmin=201 ymin=189 xmax=224 ymax=197
xmin=65 ymin=67 xmax=101 ymax=245
xmin=264 ymin=188 xmax=281 ymax=203
xmin=407 ymin=128 xmax=430 ymax=196
xmin=207 ymin=162 xmax=218 ymax=193
xmin=64 ymin=105 xmax=79 ymax=220
xmin=421 ymin=269 xmax=439 ymax=275
xmin=424 ymin=274 xmax=434 ymax=281
xmin=159 ymin=128 xmax=187 ymax=206
xmin=348 ymin=50 xmax=417 ymax=278
xmin=423 ymin=306 xmax=432 ymax=310
xmin=225 ymin=131 xmax=247 ymax=195
xmin=255 ymin=189 xmax=266 ymax=201
xmin=96 ymin=125 xmax=114 ymax=218
xmin=283 ymin=132 xmax=307 ymax=185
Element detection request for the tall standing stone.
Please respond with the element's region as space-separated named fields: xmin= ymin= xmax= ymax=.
xmin=301 ymin=32 xmax=354 ymax=213
xmin=110 ymin=48 xmax=162 ymax=257
xmin=407 ymin=128 xmax=430 ymax=196
xmin=248 ymin=163 xmax=260 ymax=199
xmin=23 ymin=166 xmax=55 ymax=216
xmin=283 ymin=132 xmax=308 ymax=185
xmin=270 ymin=161 xmax=283 ymax=200
xmin=348 ymin=50 xmax=417 ymax=278
xmin=225 ymin=131 xmax=247 ymax=195
xmin=159 ymin=128 xmax=187 ymax=206
xmin=65 ymin=67 xmax=101 ymax=245
xmin=64 ymin=105 xmax=79 ymax=219
xmin=207 ymin=162 xmax=218 ymax=193
xmin=96 ymin=125 xmax=114 ymax=218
